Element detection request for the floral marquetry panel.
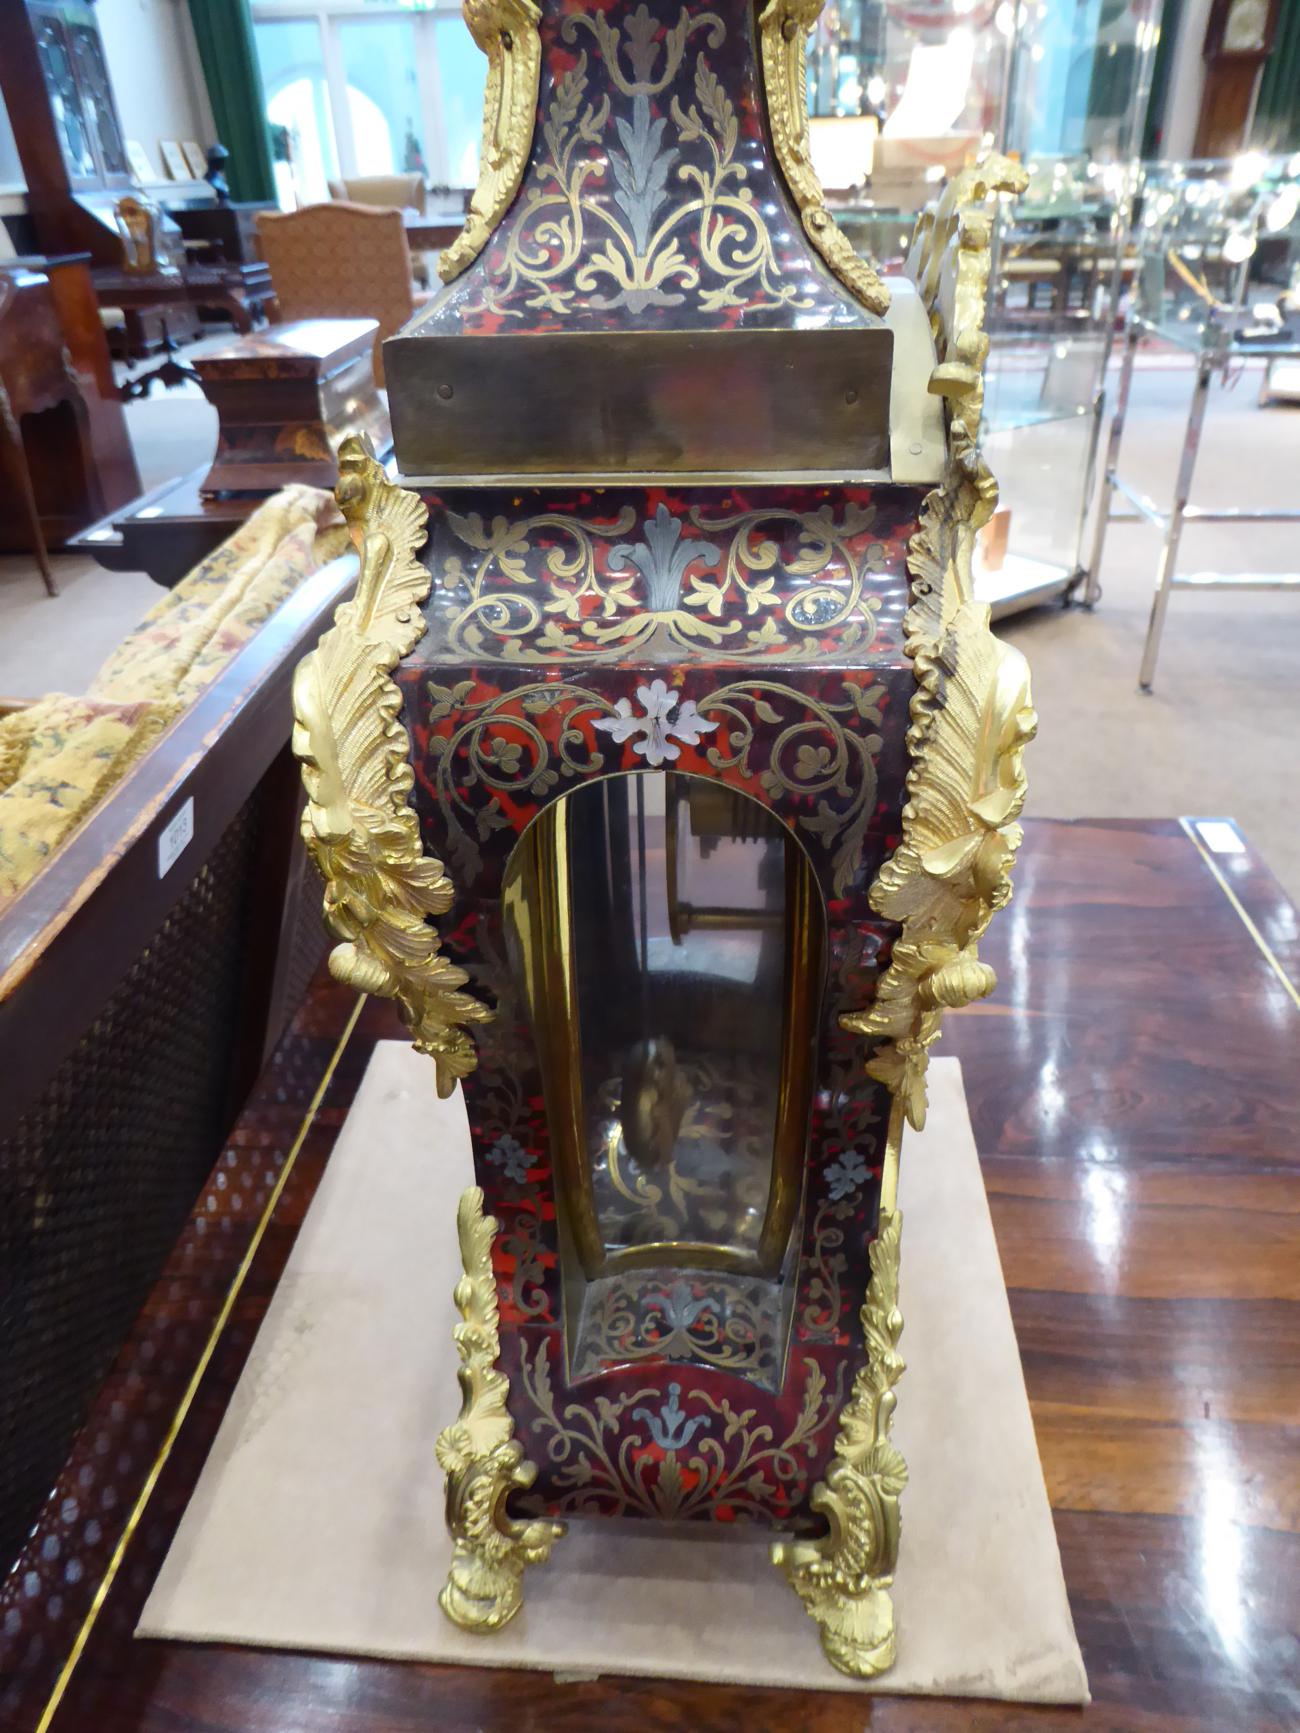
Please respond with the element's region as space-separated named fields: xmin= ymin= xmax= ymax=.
xmin=416 ymin=0 xmax=867 ymax=332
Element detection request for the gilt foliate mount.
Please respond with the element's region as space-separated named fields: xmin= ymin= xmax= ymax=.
xmin=291 ymin=438 xmax=492 ymax=1097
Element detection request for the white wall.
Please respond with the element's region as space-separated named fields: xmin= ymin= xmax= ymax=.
xmin=97 ymin=0 xmax=214 ymax=174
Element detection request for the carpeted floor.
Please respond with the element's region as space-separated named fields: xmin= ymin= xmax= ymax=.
xmin=1 ymin=351 xmax=1297 ymax=899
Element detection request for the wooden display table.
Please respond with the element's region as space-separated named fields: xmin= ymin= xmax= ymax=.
xmin=72 ymin=464 xmax=259 ymax=588
xmin=1 ymin=817 xmax=1296 ymax=1731
xmin=91 ymin=262 xmax=273 ymax=359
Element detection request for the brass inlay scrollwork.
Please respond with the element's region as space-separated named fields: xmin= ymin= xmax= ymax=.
xmin=471 ymin=6 xmax=812 ymax=318
xmin=570 ymin=1267 xmax=781 ymax=1383
xmin=439 ymin=498 xmax=886 ymax=663
xmin=438 ymin=0 xmax=543 ymax=284
xmin=521 ymin=1339 xmax=845 ymax=1519
xmin=427 ymin=675 xmax=882 ymax=897
xmin=291 ymin=438 xmax=491 ymax=1096
xmin=436 ymin=1186 xmax=565 ymax=1629
xmin=771 ymin=1205 xmax=906 ymax=1677
xmin=758 ymin=0 xmax=890 ymax=317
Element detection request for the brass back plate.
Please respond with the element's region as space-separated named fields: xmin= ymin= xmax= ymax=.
xmin=385 ymin=325 xmax=894 ymax=479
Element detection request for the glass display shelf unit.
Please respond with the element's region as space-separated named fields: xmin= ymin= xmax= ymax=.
xmin=806 ymin=0 xmax=1160 ymax=616
xmin=1087 ymin=152 xmax=1300 ymax=689
xmin=977 ymin=152 xmax=1147 ymax=617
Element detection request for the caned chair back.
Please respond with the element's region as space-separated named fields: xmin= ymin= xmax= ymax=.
xmin=257 ymin=203 xmax=416 ymax=387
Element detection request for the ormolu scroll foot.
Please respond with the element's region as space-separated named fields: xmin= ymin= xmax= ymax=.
xmin=770 ymin=1528 xmax=898 ymax=1677
xmin=772 ymin=1207 xmax=907 ymax=1678
xmin=436 ymin=1187 xmax=564 ymax=1631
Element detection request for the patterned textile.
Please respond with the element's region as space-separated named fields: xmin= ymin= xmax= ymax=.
xmin=0 ymin=696 xmax=174 ymax=902
xmin=257 ymin=203 xmax=430 ymax=386
xmin=91 ymin=485 xmax=346 ymax=705
xmin=0 ymin=485 xmax=346 ymax=910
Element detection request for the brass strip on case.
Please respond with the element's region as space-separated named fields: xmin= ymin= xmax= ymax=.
xmin=504 ymin=801 xmax=605 ymax=1278
xmin=759 ymin=835 xmax=826 ymax=1272
xmin=35 ymin=994 xmax=366 ymax=1733
xmin=385 ymin=326 xmax=894 ymax=481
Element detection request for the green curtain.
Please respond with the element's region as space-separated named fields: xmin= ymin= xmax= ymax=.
xmin=1256 ymin=0 xmax=1300 ymax=150
xmin=187 ymin=0 xmax=276 ymax=204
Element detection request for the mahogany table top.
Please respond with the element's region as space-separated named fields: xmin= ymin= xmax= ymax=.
xmin=2 ymin=816 xmax=1296 ymax=1733
xmin=402 ymin=208 xmax=466 ymax=252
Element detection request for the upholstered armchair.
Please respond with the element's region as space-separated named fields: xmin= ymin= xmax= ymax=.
xmin=256 ymin=203 xmax=432 ymax=387
xmin=327 ymin=173 xmax=427 ymax=215
xmin=326 ymin=176 xmax=432 ymax=287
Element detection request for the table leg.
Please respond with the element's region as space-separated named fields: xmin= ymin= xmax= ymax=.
xmin=1083 ymin=315 xmax=1139 ymax=606
xmin=223 ymin=293 xmax=253 ymax=334
xmin=1072 ymin=381 xmax=1107 ymax=598
xmin=1138 ymin=352 xmax=1213 ymax=693
xmin=0 ymin=384 xmax=58 ymax=597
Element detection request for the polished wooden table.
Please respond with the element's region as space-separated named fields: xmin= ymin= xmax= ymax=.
xmin=91 ymin=262 xmax=273 ymax=359
xmin=2 ymin=817 xmax=1296 ymax=1732
xmin=403 ymin=206 xmax=466 ymax=252
xmin=70 ymin=463 xmax=253 ymax=587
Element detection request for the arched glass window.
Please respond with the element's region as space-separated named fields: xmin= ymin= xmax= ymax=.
xmin=505 ymin=772 xmax=826 ymax=1286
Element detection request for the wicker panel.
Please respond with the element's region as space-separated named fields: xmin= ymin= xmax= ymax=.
xmin=0 ymin=797 xmax=263 ymax=1570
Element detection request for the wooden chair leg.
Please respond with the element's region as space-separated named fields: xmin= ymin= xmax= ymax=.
xmin=0 ymin=385 xmax=58 ymax=597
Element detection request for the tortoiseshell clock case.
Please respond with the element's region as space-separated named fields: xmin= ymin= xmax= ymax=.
xmin=293 ymin=0 xmax=1035 ymax=1682
xmin=396 ymin=478 xmax=917 ymax=1517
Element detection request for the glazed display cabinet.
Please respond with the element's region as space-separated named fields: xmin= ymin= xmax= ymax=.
xmin=800 ymin=0 xmax=1161 ymax=616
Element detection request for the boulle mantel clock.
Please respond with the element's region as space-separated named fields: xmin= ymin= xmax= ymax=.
xmin=292 ymin=0 xmax=1036 ymax=1681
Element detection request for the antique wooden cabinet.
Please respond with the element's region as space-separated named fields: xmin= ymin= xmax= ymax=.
xmin=293 ymin=0 xmax=1034 ymax=1680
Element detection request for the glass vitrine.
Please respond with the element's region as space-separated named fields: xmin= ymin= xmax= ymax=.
xmin=1132 ymin=153 xmax=1300 ymax=350
xmin=975 ymin=0 xmax=1160 ymax=615
xmin=1086 ymin=151 xmax=1300 ymax=685
xmin=808 ymin=0 xmax=1160 ymax=615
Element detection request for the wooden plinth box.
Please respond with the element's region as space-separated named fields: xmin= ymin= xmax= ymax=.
xmin=195 ymin=318 xmax=391 ymax=495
